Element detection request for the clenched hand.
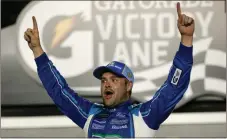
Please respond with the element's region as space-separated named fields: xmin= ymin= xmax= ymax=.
xmin=176 ymin=2 xmax=195 ymax=47
xmin=24 ymin=16 xmax=44 ymax=58
xmin=177 ymin=2 xmax=195 ymax=36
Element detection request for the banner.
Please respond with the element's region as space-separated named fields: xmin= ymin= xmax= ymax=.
xmin=8 ymin=1 xmax=226 ymax=107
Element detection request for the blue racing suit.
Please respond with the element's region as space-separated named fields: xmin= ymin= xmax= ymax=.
xmin=35 ymin=43 xmax=193 ymax=138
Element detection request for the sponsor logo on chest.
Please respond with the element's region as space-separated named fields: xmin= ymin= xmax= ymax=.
xmin=112 ymin=125 xmax=128 ymax=129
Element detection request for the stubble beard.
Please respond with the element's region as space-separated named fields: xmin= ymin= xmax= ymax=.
xmin=103 ymin=96 xmax=115 ymax=108
xmin=103 ymin=93 xmax=129 ymax=108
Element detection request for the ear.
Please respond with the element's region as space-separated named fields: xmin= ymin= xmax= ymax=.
xmin=126 ymin=81 xmax=133 ymax=92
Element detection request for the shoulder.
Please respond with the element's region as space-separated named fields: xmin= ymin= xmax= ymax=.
xmin=128 ymin=103 xmax=142 ymax=116
xmin=88 ymin=103 xmax=104 ymax=116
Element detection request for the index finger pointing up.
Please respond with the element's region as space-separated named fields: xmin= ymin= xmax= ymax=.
xmin=177 ymin=2 xmax=182 ymax=19
xmin=32 ymin=16 xmax=38 ymax=31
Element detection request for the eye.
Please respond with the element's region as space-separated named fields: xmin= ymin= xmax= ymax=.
xmin=101 ymin=79 xmax=106 ymax=83
xmin=112 ymin=78 xmax=118 ymax=82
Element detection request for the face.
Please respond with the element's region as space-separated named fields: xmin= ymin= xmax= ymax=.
xmin=101 ymin=72 xmax=132 ymax=108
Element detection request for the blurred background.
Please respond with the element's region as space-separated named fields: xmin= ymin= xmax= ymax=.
xmin=1 ymin=0 xmax=226 ymax=138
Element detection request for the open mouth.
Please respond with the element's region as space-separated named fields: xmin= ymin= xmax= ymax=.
xmin=104 ymin=91 xmax=114 ymax=99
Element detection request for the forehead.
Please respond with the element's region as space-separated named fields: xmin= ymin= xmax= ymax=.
xmin=101 ymin=72 xmax=122 ymax=78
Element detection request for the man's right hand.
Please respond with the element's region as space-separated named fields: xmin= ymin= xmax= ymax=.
xmin=24 ymin=16 xmax=44 ymax=58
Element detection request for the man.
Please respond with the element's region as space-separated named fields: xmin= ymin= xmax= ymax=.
xmin=24 ymin=2 xmax=194 ymax=138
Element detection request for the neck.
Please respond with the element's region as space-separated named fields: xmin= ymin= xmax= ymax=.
xmin=105 ymin=98 xmax=131 ymax=109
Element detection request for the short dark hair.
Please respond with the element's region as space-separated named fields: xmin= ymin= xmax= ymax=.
xmin=129 ymin=90 xmax=132 ymax=96
xmin=125 ymin=79 xmax=132 ymax=96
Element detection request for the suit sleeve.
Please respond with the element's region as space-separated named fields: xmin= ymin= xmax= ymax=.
xmin=35 ymin=52 xmax=94 ymax=129
xmin=139 ymin=42 xmax=193 ymax=130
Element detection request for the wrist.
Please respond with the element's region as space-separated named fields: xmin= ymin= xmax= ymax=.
xmin=32 ymin=47 xmax=44 ymax=58
xmin=181 ymin=35 xmax=193 ymax=47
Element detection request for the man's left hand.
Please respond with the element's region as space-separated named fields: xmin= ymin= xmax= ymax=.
xmin=177 ymin=2 xmax=195 ymax=37
xmin=177 ymin=2 xmax=194 ymax=47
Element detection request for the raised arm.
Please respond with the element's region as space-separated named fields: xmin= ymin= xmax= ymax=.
xmin=24 ymin=16 xmax=94 ymax=129
xmin=139 ymin=2 xmax=195 ymax=130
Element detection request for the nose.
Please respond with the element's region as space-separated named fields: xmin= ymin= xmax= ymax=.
xmin=105 ymin=80 xmax=111 ymax=88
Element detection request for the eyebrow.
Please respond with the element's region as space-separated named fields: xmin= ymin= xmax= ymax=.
xmin=101 ymin=75 xmax=118 ymax=80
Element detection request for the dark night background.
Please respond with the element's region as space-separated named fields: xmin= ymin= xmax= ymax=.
xmin=2 ymin=1 xmax=32 ymax=28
